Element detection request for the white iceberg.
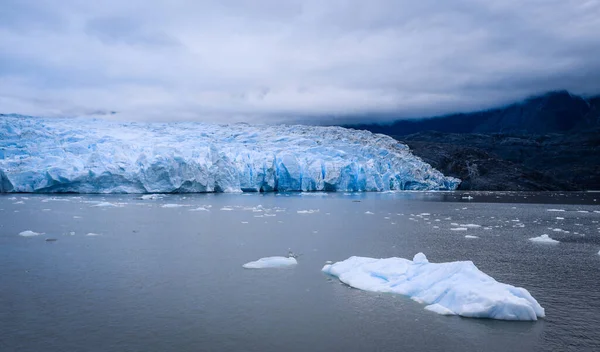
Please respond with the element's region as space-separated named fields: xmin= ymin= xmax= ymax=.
xmin=19 ymin=230 xmax=43 ymax=237
xmin=140 ymin=194 xmax=164 ymax=200
xmin=242 ymin=256 xmax=298 ymax=269
xmin=529 ymin=234 xmax=559 ymax=244
xmin=92 ymin=202 xmax=118 ymax=207
xmin=322 ymin=253 xmax=545 ymax=321
xmin=161 ymin=204 xmax=185 ymax=208
xmin=0 ymin=115 xmax=459 ymax=193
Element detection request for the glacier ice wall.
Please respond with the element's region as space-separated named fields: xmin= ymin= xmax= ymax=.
xmin=0 ymin=115 xmax=460 ymax=193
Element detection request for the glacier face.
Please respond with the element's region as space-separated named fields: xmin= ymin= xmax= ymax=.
xmin=0 ymin=115 xmax=459 ymax=193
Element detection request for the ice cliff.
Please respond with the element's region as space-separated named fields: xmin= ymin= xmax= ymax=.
xmin=0 ymin=115 xmax=460 ymax=193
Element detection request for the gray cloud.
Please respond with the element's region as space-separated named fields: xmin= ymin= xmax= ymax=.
xmin=1 ymin=0 xmax=599 ymax=123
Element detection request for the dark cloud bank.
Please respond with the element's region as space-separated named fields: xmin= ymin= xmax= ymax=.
xmin=1 ymin=0 xmax=600 ymax=123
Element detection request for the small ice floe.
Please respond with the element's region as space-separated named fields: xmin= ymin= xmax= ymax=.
xmin=529 ymin=234 xmax=559 ymax=244
xmin=322 ymin=253 xmax=545 ymax=321
xmin=189 ymin=207 xmax=210 ymax=211
xmin=460 ymin=224 xmax=481 ymax=228
xmin=13 ymin=201 xmax=24 ymax=204
xmin=297 ymin=209 xmax=319 ymax=214
xmin=92 ymin=202 xmax=119 ymax=208
xmin=547 ymin=209 xmax=565 ymax=212
xmin=451 ymin=227 xmax=468 ymax=231
xmin=433 ymin=226 xmax=439 ymax=229
xmin=241 ymin=221 xmax=249 ymax=224
xmin=162 ymin=204 xmax=185 ymax=208
xmin=140 ymin=194 xmax=164 ymax=200
xmin=465 ymin=235 xmax=479 ymax=239
xmin=365 ymin=211 xmax=374 ymax=215
xmin=242 ymin=256 xmax=298 ymax=269
xmin=462 ymin=196 xmax=474 ymax=200
xmin=86 ymin=233 xmax=101 ymax=236
xmin=220 ymin=206 xmax=235 ymax=211
xmin=19 ymin=230 xmax=43 ymax=237
xmin=556 ymin=217 xmax=565 ymax=220
xmin=73 ymin=216 xmax=82 ymax=219
xmin=577 ymin=210 xmax=589 ymax=213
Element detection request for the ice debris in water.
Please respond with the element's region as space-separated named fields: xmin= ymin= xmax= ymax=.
xmin=92 ymin=202 xmax=119 ymax=207
xmin=242 ymin=256 xmax=298 ymax=269
xmin=86 ymin=233 xmax=101 ymax=236
xmin=189 ymin=206 xmax=210 ymax=212
xmin=140 ymin=194 xmax=164 ymax=200
xmin=529 ymin=234 xmax=559 ymax=244
xmin=162 ymin=204 xmax=185 ymax=208
xmin=465 ymin=235 xmax=479 ymax=239
xmin=297 ymin=209 xmax=319 ymax=214
xmin=19 ymin=230 xmax=43 ymax=237
xmin=322 ymin=253 xmax=545 ymax=321
xmin=0 ymin=115 xmax=459 ymax=193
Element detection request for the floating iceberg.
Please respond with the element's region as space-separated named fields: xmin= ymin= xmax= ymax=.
xmin=242 ymin=256 xmax=298 ymax=269
xmin=322 ymin=253 xmax=545 ymax=321
xmin=19 ymin=230 xmax=43 ymax=237
xmin=464 ymin=235 xmax=479 ymax=239
xmin=529 ymin=234 xmax=559 ymax=244
xmin=0 ymin=115 xmax=459 ymax=193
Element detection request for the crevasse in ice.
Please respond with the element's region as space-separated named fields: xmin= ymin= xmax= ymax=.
xmin=0 ymin=114 xmax=460 ymax=193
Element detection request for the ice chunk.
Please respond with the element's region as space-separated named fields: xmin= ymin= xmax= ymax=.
xmin=465 ymin=235 xmax=479 ymax=239
xmin=92 ymin=202 xmax=118 ymax=207
xmin=19 ymin=230 xmax=43 ymax=237
xmin=189 ymin=207 xmax=210 ymax=211
xmin=140 ymin=194 xmax=164 ymax=200
xmin=460 ymin=224 xmax=481 ymax=228
xmin=297 ymin=209 xmax=319 ymax=214
xmin=242 ymin=256 xmax=298 ymax=269
xmin=529 ymin=234 xmax=559 ymax=244
xmin=0 ymin=115 xmax=459 ymax=194
xmin=322 ymin=254 xmax=545 ymax=321
xmin=162 ymin=204 xmax=184 ymax=208
xmin=451 ymin=227 xmax=468 ymax=231
xmin=86 ymin=232 xmax=101 ymax=236
xmin=546 ymin=209 xmax=565 ymax=212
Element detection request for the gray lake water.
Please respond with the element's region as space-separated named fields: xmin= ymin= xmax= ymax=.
xmin=1 ymin=192 xmax=600 ymax=352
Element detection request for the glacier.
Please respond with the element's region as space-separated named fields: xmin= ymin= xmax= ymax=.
xmin=322 ymin=253 xmax=545 ymax=321
xmin=0 ymin=114 xmax=459 ymax=193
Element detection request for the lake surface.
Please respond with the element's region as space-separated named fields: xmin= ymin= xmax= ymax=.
xmin=1 ymin=192 xmax=600 ymax=352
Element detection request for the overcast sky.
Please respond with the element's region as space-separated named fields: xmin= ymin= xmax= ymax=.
xmin=1 ymin=0 xmax=600 ymax=123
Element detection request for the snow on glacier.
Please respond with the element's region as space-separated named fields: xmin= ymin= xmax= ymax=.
xmin=322 ymin=253 xmax=545 ymax=321
xmin=0 ymin=115 xmax=459 ymax=193
xmin=242 ymin=256 xmax=298 ymax=269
